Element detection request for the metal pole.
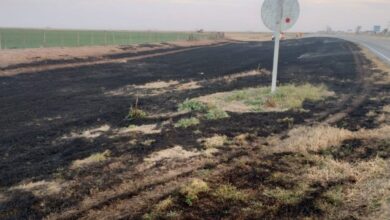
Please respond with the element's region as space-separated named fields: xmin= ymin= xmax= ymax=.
xmin=0 ymin=33 xmax=2 ymax=50
xmin=271 ymin=31 xmax=280 ymax=93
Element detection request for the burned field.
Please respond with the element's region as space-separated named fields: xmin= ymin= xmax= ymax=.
xmin=0 ymin=38 xmax=389 ymax=219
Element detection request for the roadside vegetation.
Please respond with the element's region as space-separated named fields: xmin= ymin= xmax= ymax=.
xmin=145 ymin=124 xmax=390 ymax=219
xmin=174 ymin=83 xmax=328 ymax=129
xmin=222 ymin=84 xmax=331 ymax=111
xmin=174 ymin=117 xmax=200 ymax=128
xmin=129 ymin=80 xmax=389 ymax=219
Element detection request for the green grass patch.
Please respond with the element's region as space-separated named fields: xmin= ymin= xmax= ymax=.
xmin=174 ymin=117 xmax=200 ymax=128
xmin=205 ymin=108 xmax=229 ymax=120
xmin=225 ymin=84 xmax=330 ymax=111
xmin=178 ymin=99 xmax=209 ymax=112
xmin=0 ymin=28 xmax=223 ymax=49
xmin=127 ymin=107 xmax=147 ymax=121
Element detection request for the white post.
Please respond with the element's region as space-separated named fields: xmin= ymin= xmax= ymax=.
xmin=271 ymin=31 xmax=281 ymax=93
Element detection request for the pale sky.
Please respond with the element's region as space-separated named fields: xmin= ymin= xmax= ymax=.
xmin=0 ymin=0 xmax=389 ymax=32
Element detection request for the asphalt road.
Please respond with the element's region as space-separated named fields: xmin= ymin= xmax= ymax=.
xmin=336 ymin=35 xmax=390 ymax=65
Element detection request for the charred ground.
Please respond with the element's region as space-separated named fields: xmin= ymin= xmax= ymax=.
xmin=0 ymin=37 xmax=389 ymax=219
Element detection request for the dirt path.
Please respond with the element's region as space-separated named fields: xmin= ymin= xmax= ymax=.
xmin=0 ymin=41 xmax=230 ymax=77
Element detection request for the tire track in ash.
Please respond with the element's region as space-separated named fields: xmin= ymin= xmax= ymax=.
xmin=323 ymin=43 xmax=372 ymax=124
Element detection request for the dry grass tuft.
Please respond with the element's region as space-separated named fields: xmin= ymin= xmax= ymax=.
xmin=201 ymin=135 xmax=228 ymax=149
xmin=138 ymin=145 xmax=205 ymax=171
xmin=10 ymin=180 xmax=64 ymax=198
xmin=117 ymin=124 xmax=161 ymax=135
xmin=263 ymin=183 xmax=309 ymax=205
xmin=277 ymin=125 xmax=390 ymax=153
xmin=212 ymin=184 xmax=249 ymax=203
xmin=180 ymin=179 xmax=209 ymax=206
xmin=154 ymin=196 xmax=174 ymax=213
xmin=303 ymin=151 xmax=386 ymax=183
xmin=71 ymin=150 xmax=111 ymax=169
xmin=383 ymin=105 xmax=390 ymax=113
xmin=234 ymin=133 xmax=250 ymax=146
xmin=135 ymin=80 xmax=179 ymax=89
xmin=304 ymin=155 xmax=356 ymax=182
xmin=332 ymin=159 xmax=389 ymax=219
xmin=355 ymin=126 xmax=390 ymax=140
xmin=142 ymin=146 xmax=201 ymax=165
xmin=279 ymin=125 xmax=353 ymax=153
xmin=62 ymin=125 xmax=110 ymax=140
xmin=176 ymin=81 xmax=202 ymax=91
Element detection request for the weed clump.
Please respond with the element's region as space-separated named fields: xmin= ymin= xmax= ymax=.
xmin=128 ymin=107 xmax=147 ymax=121
xmin=175 ymin=117 xmax=200 ymax=128
xmin=180 ymin=179 xmax=209 ymax=206
xmin=127 ymin=97 xmax=147 ymax=121
xmin=179 ymin=99 xmax=208 ymax=112
xmin=205 ymin=108 xmax=229 ymax=120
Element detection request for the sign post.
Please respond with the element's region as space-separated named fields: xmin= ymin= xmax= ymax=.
xmin=271 ymin=31 xmax=281 ymax=92
xmin=261 ymin=0 xmax=300 ymax=93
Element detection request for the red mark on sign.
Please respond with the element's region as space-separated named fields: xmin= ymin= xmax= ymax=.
xmin=285 ymin=18 xmax=291 ymax=23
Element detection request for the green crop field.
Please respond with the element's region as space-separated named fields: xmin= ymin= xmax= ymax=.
xmin=0 ymin=28 xmax=223 ymax=49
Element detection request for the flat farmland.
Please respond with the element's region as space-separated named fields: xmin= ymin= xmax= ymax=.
xmin=0 ymin=28 xmax=221 ymax=49
xmin=0 ymin=38 xmax=389 ymax=219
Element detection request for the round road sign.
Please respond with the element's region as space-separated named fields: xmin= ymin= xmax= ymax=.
xmin=261 ymin=0 xmax=300 ymax=32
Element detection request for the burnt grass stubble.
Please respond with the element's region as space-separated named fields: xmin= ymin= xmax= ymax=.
xmin=0 ymin=37 xmax=387 ymax=219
